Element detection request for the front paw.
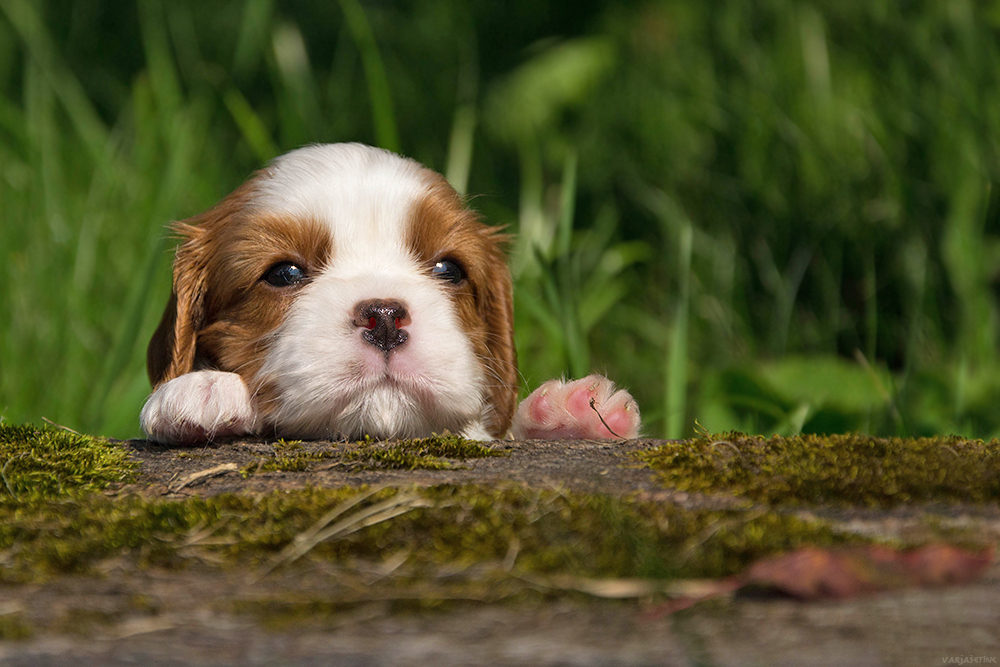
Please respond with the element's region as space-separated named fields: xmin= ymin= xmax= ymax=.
xmin=140 ymin=371 xmax=255 ymax=445
xmin=510 ymin=374 xmax=641 ymax=440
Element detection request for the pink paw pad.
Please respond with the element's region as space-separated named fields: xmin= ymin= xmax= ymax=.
xmin=511 ymin=374 xmax=641 ymax=440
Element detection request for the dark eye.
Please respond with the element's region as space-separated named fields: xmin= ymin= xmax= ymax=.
xmin=262 ymin=262 xmax=306 ymax=287
xmin=431 ymin=259 xmax=465 ymax=284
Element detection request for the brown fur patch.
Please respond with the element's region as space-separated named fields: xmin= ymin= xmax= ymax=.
xmin=147 ymin=171 xmax=332 ymax=404
xmin=407 ymin=173 xmax=519 ymax=436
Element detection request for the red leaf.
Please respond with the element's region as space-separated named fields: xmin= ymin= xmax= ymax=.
xmin=741 ymin=543 xmax=994 ymax=600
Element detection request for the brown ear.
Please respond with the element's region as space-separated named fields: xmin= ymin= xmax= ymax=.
xmin=146 ymin=170 xmax=266 ymax=387
xmin=146 ymin=223 xmax=210 ymax=387
xmin=481 ymin=242 xmax=519 ymax=436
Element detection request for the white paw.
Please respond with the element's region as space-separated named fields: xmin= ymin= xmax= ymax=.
xmin=461 ymin=421 xmax=495 ymax=442
xmin=140 ymin=371 xmax=256 ymax=445
xmin=510 ymin=374 xmax=641 ymax=440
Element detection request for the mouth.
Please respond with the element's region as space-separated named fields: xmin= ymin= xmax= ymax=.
xmin=373 ymin=371 xmax=437 ymax=405
xmin=357 ymin=347 xmax=428 ymax=386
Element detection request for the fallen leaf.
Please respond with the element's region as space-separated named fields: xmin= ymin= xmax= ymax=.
xmin=643 ymin=543 xmax=994 ymax=618
xmin=899 ymin=542 xmax=995 ymax=587
xmin=741 ymin=543 xmax=994 ymax=599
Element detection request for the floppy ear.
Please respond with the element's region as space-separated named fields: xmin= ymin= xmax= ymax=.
xmin=480 ymin=238 xmax=519 ymax=436
xmin=146 ymin=223 xmax=210 ymax=387
xmin=146 ymin=171 xmax=265 ymax=387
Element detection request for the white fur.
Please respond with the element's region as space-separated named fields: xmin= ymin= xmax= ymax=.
xmin=140 ymin=370 xmax=255 ymax=444
xmin=259 ymin=262 xmax=487 ymax=440
xmin=255 ymin=144 xmax=487 ymax=439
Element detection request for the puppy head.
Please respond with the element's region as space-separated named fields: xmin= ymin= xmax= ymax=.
xmin=147 ymin=143 xmax=517 ymax=439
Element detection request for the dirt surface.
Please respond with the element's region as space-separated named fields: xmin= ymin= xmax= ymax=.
xmin=122 ymin=437 xmax=669 ymax=498
xmin=1 ymin=437 xmax=998 ymax=666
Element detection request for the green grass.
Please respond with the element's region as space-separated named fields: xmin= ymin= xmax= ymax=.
xmin=3 ymin=3 xmax=1000 ymax=439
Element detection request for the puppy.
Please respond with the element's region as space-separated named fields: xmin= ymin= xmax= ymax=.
xmin=140 ymin=143 xmax=640 ymax=444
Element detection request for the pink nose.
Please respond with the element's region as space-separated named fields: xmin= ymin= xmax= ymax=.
xmin=353 ymin=299 xmax=411 ymax=352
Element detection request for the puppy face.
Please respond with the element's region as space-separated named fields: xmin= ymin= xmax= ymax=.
xmin=147 ymin=143 xmax=517 ymax=440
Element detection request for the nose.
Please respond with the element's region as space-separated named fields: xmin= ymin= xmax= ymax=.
xmin=353 ymin=299 xmax=411 ymax=352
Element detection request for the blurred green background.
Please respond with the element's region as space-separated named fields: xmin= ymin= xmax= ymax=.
xmin=2 ymin=0 xmax=1000 ymax=440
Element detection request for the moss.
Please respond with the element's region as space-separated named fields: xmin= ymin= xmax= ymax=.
xmin=241 ymin=451 xmax=335 ymax=477
xmin=0 ymin=486 xmax=356 ymax=581
xmin=56 ymin=608 xmax=121 ymax=636
xmin=258 ymin=454 xmax=320 ymax=473
xmin=416 ymin=486 xmax=873 ymax=579
xmin=230 ymin=586 xmax=528 ymax=630
xmin=0 ymin=421 xmax=991 ymax=615
xmin=346 ymin=446 xmax=458 ymax=470
xmin=0 ymin=422 xmax=135 ymax=499
xmin=0 ymin=425 xmax=951 ymax=585
xmin=638 ymin=432 xmax=1000 ymax=507
xmin=0 ymin=614 xmax=33 ymax=640
xmin=230 ymin=598 xmax=366 ymax=631
xmin=129 ymin=593 xmax=161 ymax=615
xmin=390 ymin=435 xmax=507 ymax=460
xmin=239 ymin=435 xmax=504 ymax=477
xmin=344 ymin=435 xmax=507 ymax=471
xmin=241 ymin=440 xmax=330 ymax=476
xmin=0 ymin=483 xmax=882 ymax=584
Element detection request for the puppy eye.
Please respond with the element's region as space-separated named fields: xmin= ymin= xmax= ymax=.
xmin=262 ymin=262 xmax=306 ymax=287
xmin=431 ymin=259 xmax=465 ymax=285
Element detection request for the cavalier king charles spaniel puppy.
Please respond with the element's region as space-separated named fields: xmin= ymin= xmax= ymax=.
xmin=140 ymin=143 xmax=640 ymax=445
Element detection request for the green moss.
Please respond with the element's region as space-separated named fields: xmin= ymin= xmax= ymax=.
xmin=346 ymin=446 xmax=457 ymax=470
xmin=0 ymin=425 xmax=945 ymax=586
xmin=0 ymin=422 xmax=135 ymax=499
xmin=258 ymin=454 xmax=319 ymax=473
xmin=392 ymin=435 xmax=507 ymax=460
xmin=230 ymin=586 xmax=525 ymax=630
xmin=0 ymin=483 xmax=876 ymax=584
xmin=408 ymin=486 xmax=861 ymax=579
xmin=0 ymin=421 xmax=990 ymax=613
xmin=56 ymin=608 xmax=121 ymax=636
xmin=0 ymin=613 xmax=33 ymax=640
xmin=241 ymin=440 xmax=329 ymax=476
xmin=345 ymin=435 xmax=507 ymax=471
xmin=0 ymin=487 xmax=348 ymax=581
xmin=230 ymin=598 xmax=365 ymax=631
xmin=638 ymin=432 xmax=1000 ymax=507
xmin=128 ymin=593 xmax=161 ymax=614
xmin=240 ymin=435 xmax=503 ymax=477
xmin=241 ymin=451 xmax=334 ymax=477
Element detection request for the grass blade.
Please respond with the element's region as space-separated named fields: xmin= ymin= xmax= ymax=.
xmin=666 ymin=224 xmax=692 ymax=439
xmin=338 ymin=0 xmax=399 ymax=152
